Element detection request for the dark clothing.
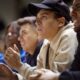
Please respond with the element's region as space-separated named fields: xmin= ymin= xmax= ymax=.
xmin=59 ymin=32 xmax=80 ymax=80
xmin=24 ymin=41 xmax=43 ymax=66
xmin=59 ymin=71 xmax=80 ymax=80
xmin=70 ymin=32 xmax=80 ymax=71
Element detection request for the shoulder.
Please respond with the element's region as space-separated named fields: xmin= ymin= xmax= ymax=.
xmin=61 ymin=22 xmax=76 ymax=39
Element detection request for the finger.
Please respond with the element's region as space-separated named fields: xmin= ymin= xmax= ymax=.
xmin=29 ymin=70 xmax=41 ymax=79
xmin=8 ymin=47 xmax=17 ymax=54
xmin=5 ymin=48 xmax=14 ymax=57
xmin=4 ymin=51 xmax=14 ymax=61
xmin=5 ymin=47 xmax=19 ymax=57
xmin=35 ymin=70 xmax=43 ymax=74
xmin=39 ymin=68 xmax=48 ymax=72
xmin=13 ymin=44 xmax=19 ymax=52
xmin=4 ymin=53 xmax=14 ymax=64
xmin=35 ymin=69 xmax=46 ymax=74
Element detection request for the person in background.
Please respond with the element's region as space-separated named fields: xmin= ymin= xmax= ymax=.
xmin=17 ymin=16 xmax=43 ymax=66
xmin=4 ymin=21 xmax=26 ymax=63
xmin=0 ymin=16 xmax=43 ymax=80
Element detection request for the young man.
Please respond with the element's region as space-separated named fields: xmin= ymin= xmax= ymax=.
xmin=29 ymin=0 xmax=80 ymax=80
xmin=4 ymin=0 xmax=78 ymax=80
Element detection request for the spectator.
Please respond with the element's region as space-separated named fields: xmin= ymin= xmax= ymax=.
xmin=17 ymin=16 xmax=43 ymax=66
xmin=28 ymin=0 xmax=80 ymax=80
xmin=4 ymin=0 xmax=78 ymax=80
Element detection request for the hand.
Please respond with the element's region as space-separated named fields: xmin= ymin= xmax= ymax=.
xmin=0 ymin=63 xmax=18 ymax=80
xmin=29 ymin=69 xmax=60 ymax=80
xmin=5 ymin=45 xmax=22 ymax=70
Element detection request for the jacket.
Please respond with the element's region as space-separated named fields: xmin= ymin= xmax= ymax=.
xmin=17 ymin=22 xmax=78 ymax=80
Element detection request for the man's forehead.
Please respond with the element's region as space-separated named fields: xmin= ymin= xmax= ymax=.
xmin=37 ymin=9 xmax=53 ymax=17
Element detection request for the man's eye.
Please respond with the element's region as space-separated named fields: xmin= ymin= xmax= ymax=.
xmin=42 ymin=16 xmax=47 ymax=20
xmin=23 ymin=31 xmax=27 ymax=35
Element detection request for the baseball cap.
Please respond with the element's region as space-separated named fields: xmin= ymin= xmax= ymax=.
xmin=28 ymin=0 xmax=71 ymax=22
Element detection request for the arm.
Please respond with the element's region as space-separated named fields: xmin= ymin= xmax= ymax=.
xmin=5 ymin=47 xmax=36 ymax=80
xmin=29 ymin=69 xmax=80 ymax=80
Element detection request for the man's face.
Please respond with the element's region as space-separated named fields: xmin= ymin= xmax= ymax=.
xmin=5 ymin=26 xmax=19 ymax=48
xmin=72 ymin=0 xmax=80 ymax=32
xmin=18 ymin=23 xmax=38 ymax=52
xmin=36 ymin=9 xmax=61 ymax=41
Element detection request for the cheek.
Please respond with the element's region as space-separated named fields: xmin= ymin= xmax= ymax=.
xmin=42 ymin=22 xmax=50 ymax=33
xmin=23 ymin=37 xmax=28 ymax=44
xmin=23 ymin=35 xmax=32 ymax=44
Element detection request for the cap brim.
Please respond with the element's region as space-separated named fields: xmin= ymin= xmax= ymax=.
xmin=28 ymin=3 xmax=51 ymax=16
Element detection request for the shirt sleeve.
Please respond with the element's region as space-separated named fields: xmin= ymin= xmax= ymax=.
xmin=17 ymin=63 xmax=36 ymax=80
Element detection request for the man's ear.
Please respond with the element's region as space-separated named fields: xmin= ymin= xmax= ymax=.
xmin=57 ymin=17 xmax=65 ymax=28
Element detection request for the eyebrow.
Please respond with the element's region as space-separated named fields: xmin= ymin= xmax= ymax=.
xmin=39 ymin=10 xmax=53 ymax=16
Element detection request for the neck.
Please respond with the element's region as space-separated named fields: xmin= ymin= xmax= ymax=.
xmin=28 ymin=41 xmax=38 ymax=56
xmin=47 ymin=33 xmax=57 ymax=42
xmin=47 ymin=29 xmax=60 ymax=42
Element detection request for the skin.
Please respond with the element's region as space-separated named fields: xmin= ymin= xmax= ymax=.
xmin=29 ymin=69 xmax=60 ymax=80
xmin=5 ymin=22 xmax=21 ymax=50
xmin=18 ymin=23 xmax=38 ymax=55
xmin=0 ymin=1 xmax=78 ymax=80
xmin=0 ymin=18 xmax=38 ymax=80
xmin=5 ymin=19 xmax=38 ymax=69
xmin=36 ymin=9 xmax=65 ymax=41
